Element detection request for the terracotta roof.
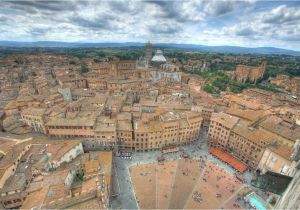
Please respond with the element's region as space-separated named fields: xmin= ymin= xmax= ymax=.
xmin=233 ymin=120 xmax=274 ymax=145
xmin=84 ymin=159 xmax=100 ymax=173
xmin=44 ymin=184 xmax=70 ymax=204
xmin=117 ymin=121 xmax=133 ymax=131
xmin=21 ymin=107 xmax=46 ymax=116
xmin=94 ymin=117 xmax=116 ymax=132
xmin=225 ymin=95 xmax=261 ymax=110
xmin=211 ymin=112 xmax=239 ymax=129
xmin=209 ymin=147 xmax=247 ymax=173
xmin=0 ymin=140 xmax=32 ymax=180
xmin=260 ymin=115 xmax=300 ymax=142
xmin=46 ymin=141 xmax=81 ymax=162
xmin=134 ymin=120 xmax=163 ymax=133
xmin=97 ymin=151 xmax=112 ymax=186
xmin=46 ymin=117 xmax=96 ymax=127
xmin=21 ymin=185 xmax=50 ymax=209
xmin=268 ymin=144 xmax=292 ymax=161
xmin=225 ymin=107 xmax=268 ymax=122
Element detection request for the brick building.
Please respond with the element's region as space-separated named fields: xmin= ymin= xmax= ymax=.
xmin=258 ymin=144 xmax=292 ymax=176
xmin=207 ymin=112 xmax=239 ymax=150
xmin=233 ymin=62 xmax=266 ymax=83
xmin=290 ymin=77 xmax=300 ymax=96
xmin=21 ymin=108 xmax=47 ymax=134
xmin=134 ymin=111 xmax=203 ymax=152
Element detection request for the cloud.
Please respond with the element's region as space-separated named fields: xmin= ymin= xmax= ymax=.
xmin=262 ymin=5 xmax=300 ymax=24
xmin=218 ymin=3 xmax=300 ymax=48
xmin=235 ymin=27 xmax=255 ymax=36
xmin=146 ymin=0 xmax=204 ymax=23
xmin=203 ymin=0 xmax=255 ymax=16
xmin=148 ymin=23 xmax=182 ymax=34
xmin=1 ymin=0 xmax=81 ymax=13
xmin=204 ymin=0 xmax=235 ymax=16
xmin=0 ymin=16 xmax=8 ymax=22
xmin=69 ymin=15 xmax=120 ymax=31
xmin=0 ymin=0 xmax=298 ymax=50
xmin=30 ymin=28 xmax=47 ymax=36
xmin=108 ymin=0 xmax=139 ymax=14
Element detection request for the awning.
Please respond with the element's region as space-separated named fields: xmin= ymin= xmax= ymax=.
xmin=209 ymin=147 xmax=247 ymax=173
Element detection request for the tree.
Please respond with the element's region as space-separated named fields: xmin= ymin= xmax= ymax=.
xmin=203 ymin=84 xmax=220 ymax=94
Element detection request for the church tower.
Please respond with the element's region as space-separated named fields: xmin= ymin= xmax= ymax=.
xmin=145 ymin=41 xmax=153 ymax=66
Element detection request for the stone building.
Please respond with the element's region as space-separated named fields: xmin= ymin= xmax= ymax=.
xmin=21 ymin=108 xmax=47 ymax=134
xmin=117 ymin=120 xmax=133 ymax=150
xmin=257 ymin=144 xmax=292 ymax=176
xmin=46 ymin=117 xmax=96 ymax=138
xmin=133 ymin=111 xmax=203 ymax=152
xmin=207 ymin=112 xmax=284 ymax=170
xmin=233 ymin=62 xmax=266 ymax=83
xmin=275 ymin=140 xmax=300 ymax=210
xmin=191 ymin=105 xmax=215 ymax=127
xmin=259 ymin=115 xmax=300 ymax=147
xmin=207 ymin=112 xmax=239 ymax=150
xmin=290 ymin=77 xmax=300 ymax=96
xmin=93 ymin=116 xmax=117 ymax=150
xmin=227 ymin=120 xmax=274 ymax=169
xmin=151 ymin=49 xmax=167 ymax=67
xmin=145 ymin=41 xmax=153 ymax=66
xmin=151 ymin=63 xmax=181 ymax=82
xmin=57 ymin=73 xmax=87 ymax=88
xmin=46 ymin=141 xmax=84 ymax=170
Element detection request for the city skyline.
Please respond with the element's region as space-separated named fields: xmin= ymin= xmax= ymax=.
xmin=0 ymin=0 xmax=299 ymax=51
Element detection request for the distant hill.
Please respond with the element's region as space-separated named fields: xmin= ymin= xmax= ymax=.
xmin=0 ymin=41 xmax=299 ymax=56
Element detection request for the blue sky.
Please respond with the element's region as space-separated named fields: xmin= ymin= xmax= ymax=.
xmin=0 ymin=0 xmax=299 ymax=51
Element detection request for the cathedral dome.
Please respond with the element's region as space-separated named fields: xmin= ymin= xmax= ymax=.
xmin=151 ymin=49 xmax=167 ymax=63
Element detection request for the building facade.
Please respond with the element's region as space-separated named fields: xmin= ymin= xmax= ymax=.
xmin=207 ymin=112 xmax=239 ymax=150
xmin=145 ymin=41 xmax=153 ymax=66
xmin=21 ymin=108 xmax=47 ymax=134
xmin=257 ymin=145 xmax=292 ymax=175
xmin=233 ymin=62 xmax=266 ymax=83
xmin=134 ymin=111 xmax=203 ymax=152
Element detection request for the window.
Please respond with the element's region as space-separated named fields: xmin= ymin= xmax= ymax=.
xmin=271 ymin=156 xmax=278 ymax=163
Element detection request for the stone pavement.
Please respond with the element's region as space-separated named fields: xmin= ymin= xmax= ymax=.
xmin=110 ymin=128 xmax=254 ymax=209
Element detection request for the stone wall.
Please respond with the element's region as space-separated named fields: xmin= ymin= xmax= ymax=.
xmin=275 ymin=164 xmax=300 ymax=209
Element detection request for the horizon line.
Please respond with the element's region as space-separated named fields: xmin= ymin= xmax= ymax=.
xmin=0 ymin=40 xmax=299 ymax=53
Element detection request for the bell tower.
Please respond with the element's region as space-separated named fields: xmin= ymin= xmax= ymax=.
xmin=145 ymin=41 xmax=153 ymax=66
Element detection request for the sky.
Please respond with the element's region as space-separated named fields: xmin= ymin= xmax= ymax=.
xmin=0 ymin=0 xmax=299 ymax=51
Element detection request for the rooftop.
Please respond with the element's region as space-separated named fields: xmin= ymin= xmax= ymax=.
xmin=159 ymin=111 xmax=181 ymax=122
xmin=134 ymin=120 xmax=163 ymax=133
xmin=21 ymin=185 xmax=50 ymax=209
xmin=211 ymin=112 xmax=240 ymax=129
xmin=224 ymin=94 xmax=261 ymax=110
xmin=267 ymin=144 xmax=292 ymax=161
xmin=225 ymin=107 xmax=268 ymax=122
xmin=21 ymin=107 xmax=46 ymax=116
xmin=117 ymin=121 xmax=133 ymax=131
xmin=46 ymin=141 xmax=82 ymax=162
xmin=46 ymin=117 xmax=96 ymax=127
xmin=94 ymin=151 xmax=112 ymax=186
xmin=260 ymin=115 xmax=300 ymax=142
xmin=232 ymin=120 xmax=274 ymax=145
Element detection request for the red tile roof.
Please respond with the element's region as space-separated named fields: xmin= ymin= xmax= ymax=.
xmin=209 ymin=147 xmax=247 ymax=173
